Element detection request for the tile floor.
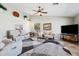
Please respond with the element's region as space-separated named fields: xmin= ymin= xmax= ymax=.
xmin=61 ymin=40 xmax=79 ymax=56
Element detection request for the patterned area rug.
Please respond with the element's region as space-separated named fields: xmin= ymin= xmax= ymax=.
xmin=18 ymin=46 xmax=34 ymax=56
xmin=19 ymin=38 xmax=72 ymax=56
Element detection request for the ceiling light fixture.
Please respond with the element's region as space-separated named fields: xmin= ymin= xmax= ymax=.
xmin=23 ymin=15 xmax=31 ymax=21
xmin=23 ymin=15 xmax=27 ymax=20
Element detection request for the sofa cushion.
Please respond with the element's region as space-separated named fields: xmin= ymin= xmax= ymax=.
xmin=0 ymin=42 xmax=5 ymax=50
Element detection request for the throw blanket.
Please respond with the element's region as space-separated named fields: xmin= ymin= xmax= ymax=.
xmin=21 ymin=42 xmax=71 ymax=56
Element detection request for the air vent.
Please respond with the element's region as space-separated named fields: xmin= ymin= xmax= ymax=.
xmin=52 ymin=3 xmax=59 ymax=5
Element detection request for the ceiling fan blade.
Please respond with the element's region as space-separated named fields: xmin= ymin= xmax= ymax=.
xmin=0 ymin=4 xmax=7 ymax=11
xmin=41 ymin=12 xmax=47 ymax=14
xmin=33 ymin=10 xmax=37 ymax=12
xmin=33 ymin=12 xmax=38 ymax=15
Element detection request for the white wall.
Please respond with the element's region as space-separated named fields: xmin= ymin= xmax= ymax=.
xmin=0 ymin=10 xmax=30 ymax=33
xmin=74 ymin=15 xmax=79 ymax=24
xmin=0 ymin=9 xmax=32 ymax=42
xmin=0 ymin=9 xmax=74 ymax=36
xmin=0 ymin=10 xmax=74 ymax=42
xmin=31 ymin=16 xmax=74 ymax=34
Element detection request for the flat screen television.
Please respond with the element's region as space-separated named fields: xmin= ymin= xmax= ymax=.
xmin=61 ymin=24 xmax=78 ymax=34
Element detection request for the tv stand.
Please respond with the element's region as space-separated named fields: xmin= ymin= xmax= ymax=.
xmin=60 ymin=33 xmax=79 ymax=45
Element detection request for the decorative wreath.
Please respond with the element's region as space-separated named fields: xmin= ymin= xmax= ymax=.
xmin=12 ymin=11 xmax=20 ymax=17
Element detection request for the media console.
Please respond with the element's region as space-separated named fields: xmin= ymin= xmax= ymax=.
xmin=60 ymin=34 xmax=79 ymax=45
xmin=60 ymin=24 xmax=79 ymax=45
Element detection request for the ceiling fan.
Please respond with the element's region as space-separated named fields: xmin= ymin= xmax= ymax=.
xmin=33 ymin=6 xmax=47 ymax=16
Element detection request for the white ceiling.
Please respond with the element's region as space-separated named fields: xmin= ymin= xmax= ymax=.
xmin=2 ymin=3 xmax=79 ymax=17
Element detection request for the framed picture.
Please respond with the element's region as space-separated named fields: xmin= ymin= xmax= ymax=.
xmin=34 ymin=23 xmax=40 ymax=32
xmin=43 ymin=23 xmax=52 ymax=30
